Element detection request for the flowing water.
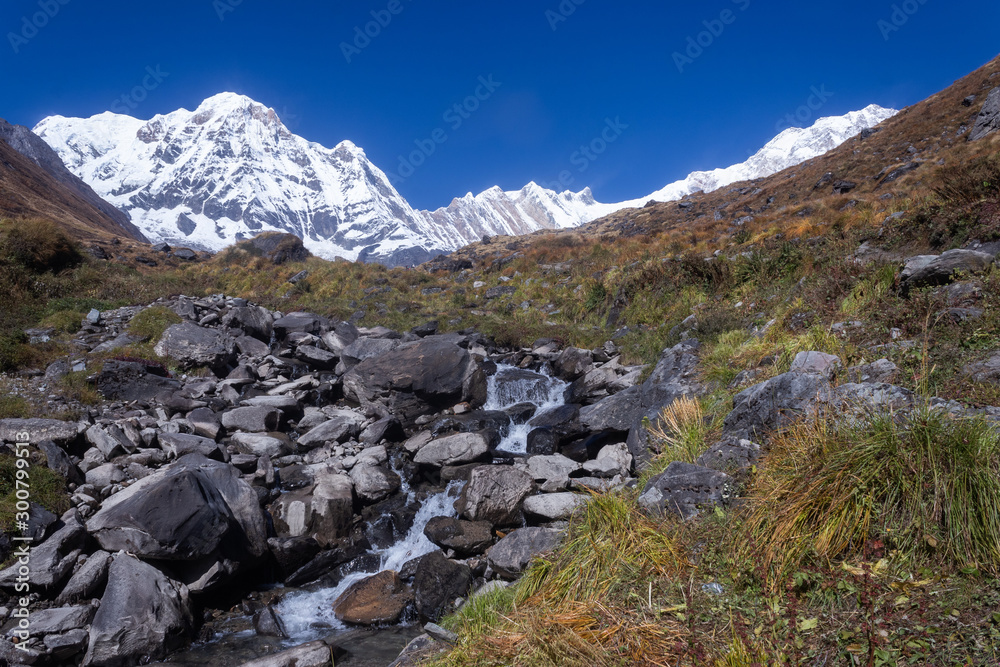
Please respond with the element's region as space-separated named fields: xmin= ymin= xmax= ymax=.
xmin=485 ymin=365 xmax=569 ymax=454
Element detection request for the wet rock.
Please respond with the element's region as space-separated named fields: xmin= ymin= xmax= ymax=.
xmin=413 ymin=550 xmax=472 ymax=621
xmin=235 ymin=641 xmax=336 ymax=667
xmin=639 ymin=462 xmax=735 ymax=520
xmin=267 ymin=536 xmax=323 ymax=579
xmin=252 ymin=604 xmax=288 ymax=639
xmin=154 ymin=322 xmax=236 ymax=372
xmin=83 ymin=553 xmax=193 ymax=667
xmin=526 ymin=427 xmax=558 ymax=455
xmin=458 ymin=466 xmax=533 ymax=526
xmin=486 ymin=527 xmax=563 ymax=579
xmin=332 ymin=570 xmax=413 ymax=625
xmin=423 ymin=517 xmax=493 ymax=556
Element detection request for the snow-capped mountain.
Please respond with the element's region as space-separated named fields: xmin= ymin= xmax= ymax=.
xmin=34 ymin=94 xmax=896 ymax=265
xmin=34 ymin=94 xmax=448 ymax=266
xmin=615 ymin=104 xmax=898 ymax=208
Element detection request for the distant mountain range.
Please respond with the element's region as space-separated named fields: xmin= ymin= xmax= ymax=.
xmin=32 ymin=94 xmax=896 ymax=265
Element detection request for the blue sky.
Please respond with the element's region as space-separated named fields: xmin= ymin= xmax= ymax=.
xmin=2 ymin=0 xmax=998 ymax=210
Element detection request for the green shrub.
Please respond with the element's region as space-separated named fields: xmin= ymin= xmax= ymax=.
xmin=128 ymin=306 xmax=182 ymax=342
xmin=0 ymin=218 xmax=82 ymax=273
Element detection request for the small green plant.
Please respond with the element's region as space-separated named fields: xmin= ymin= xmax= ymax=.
xmin=128 ymin=306 xmax=182 ymax=342
xmin=0 ymin=455 xmax=70 ymax=532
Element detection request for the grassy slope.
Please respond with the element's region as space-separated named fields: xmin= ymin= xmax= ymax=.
xmin=0 ymin=55 xmax=999 ymax=666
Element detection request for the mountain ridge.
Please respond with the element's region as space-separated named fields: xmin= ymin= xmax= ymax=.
xmin=34 ymin=94 xmax=895 ymax=265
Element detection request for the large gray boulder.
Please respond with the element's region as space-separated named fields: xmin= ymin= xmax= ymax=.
xmin=638 ymin=461 xmax=735 ymax=520
xmin=486 ymin=527 xmax=563 ymax=579
xmin=235 ymin=641 xmax=337 ymax=667
xmin=154 ymin=322 xmax=236 ymax=372
xmin=413 ymin=432 xmax=490 ymax=467
xmin=94 ymin=359 xmax=181 ymax=402
xmin=222 ymin=305 xmax=274 ymax=342
xmin=901 ymin=249 xmax=994 ymax=291
xmin=273 ymin=312 xmax=329 ymax=339
xmin=458 ymin=466 xmax=533 ymax=526
xmin=722 ymin=368 xmax=832 ymax=440
xmin=295 ymin=410 xmax=366 ymax=449
xmin=83 ymin=553 xmax=193 ymax=667
xmin=969 ymin=86 xmax=1000 ymax=141
xmin=85 ymin=454 xmax=266 ymax=588
xmin=582 ymin=339 xmax=703 ymax=467
xmin=222 ymin=406 xmax=281 ymax=433
xmin=343 ymin=337 xmax=487 ymax=426
xmin=349 ymin=464 xmax=402 ymax=504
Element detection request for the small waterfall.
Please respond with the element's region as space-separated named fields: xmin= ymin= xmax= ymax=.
xmin=276 ymin=481 xmax=463 ymax=641
xmin=485 ymin=365 xmax=569 ymax=454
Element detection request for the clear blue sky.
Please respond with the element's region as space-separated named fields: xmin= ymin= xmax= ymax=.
xmin=2 ymin=0 xmax=998 ymax=210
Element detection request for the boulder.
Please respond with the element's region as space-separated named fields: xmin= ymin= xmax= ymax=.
xmin=154 ymin=322 xmax=236 ymax=372
xmin=413 ymin=432 xmax=490 ymax=467
xmin=86 ymin=454 xmax=267 ymax=572
xmin=0 ymin=418 xmax=83 ymax=445
xmin=56 ymin=550 xmax=112 ymax=603
xmin=295 ymin=345 xmax=337 ymax=369
xmin=83 ymin=553 xmax=193 ymax=667
xmin=343 ymin=338 xmax=487 ymax=426
xmin=321 ymin=321 xmax=360 ymax=356
xmin=332 ymin=570 xmax=413 ymax=625
xmin=901 ymin=249 xmax=994 ymax=290
xmin=583 ymin=442 xmax=632 ymax=478
xmin=349 ymin=464 xmax=402 ymax=504
xmin=273 ymin=312 xmax=329 ymax=339
xmin=235 ymin=641 xmax=336 ymax=667
xmin=0 ymin=513 xmax=86 ymax=593
xmin=413 ymin=551 xmax=472 ymax=621
xmin=187 ymin=407 xmax=222 ymax=440
xmin=526 ymin=453 xmax=580 ymax=492
xmin=522 ymin=492 xmax=588 ymax=521
xmin=722 ymin=369 xmax=832 ymax=440
xmin=696 ymin=439 xmax=761 ymax=475
xmin=295 ymin=410 xmax=366 ymax=449
xmin=422 ymin=517 xmax=493 ymax=556
xmin=964 ymin=351 xmax=1000 ymax=385
xmin=526 ymin=427 xmax=559 ymax=455
xmin=555 ymin=347 xmax=593 ymax=381
xmin=94 ymin=360 xmax=181 ymax=402
xmin=269 ymin=469 xmax=355 ymax=547
xmin=231 ymin=432 xmax=289 ymax=458
xmin=789 ymin=351 xmax=841 ymax=379
xmin=360 ymin=416 xmax=405 ymax=444
xmin=158 ymin=432 xmax=227 ymax=461
xmin=222 ymin=405 xmax=282 ymax=433
xmin=248 ymin=232 xmax=310 ymax=264
xmin=222 ymin=306 xmax=274 ymax=342
xmin=486 ymin=527 xmax=563 ymax=579
xmin=638 ymin=461 xmax=735 ymax=520
xmin=458 ymin=466 xmax=533 ymax=526
xmin=969 ymin=86 xmax=1000 ymax=141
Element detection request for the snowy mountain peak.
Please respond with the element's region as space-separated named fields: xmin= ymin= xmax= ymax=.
xmin=34 ymin=93 xmax=897 ymax=266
